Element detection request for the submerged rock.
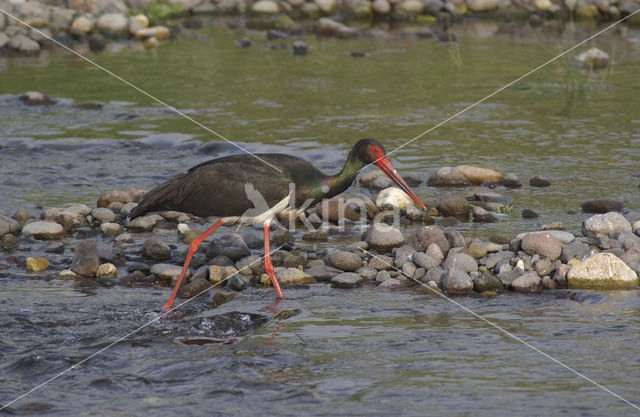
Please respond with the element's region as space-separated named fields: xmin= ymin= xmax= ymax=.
xmin=576 ymin=47 xmax=609 ymax=70
xmin=529 ymin=176 xmax=551 ymax=187
xmin=26 ymin=257 xmax=49 ymax=273
xmin=427 ymin=167 xmax=471 ymax=187
xmin=331 ymin=272 xmax=364 ymax=288
xmin=567 ymin=253 xmax=638 ymax=289
xmin=581 ymin=199 xmax=624 ymax=213
xmin=72 ymin=240 xmax=100 ymax=277
xmin=438 ymin=196 xmax=469 ymax=216
xmin=19 ymin=91 xmax=53 ymax=105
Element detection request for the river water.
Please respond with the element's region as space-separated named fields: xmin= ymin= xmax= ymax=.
xmin=1 ymin=17 xmax=640 ymax=416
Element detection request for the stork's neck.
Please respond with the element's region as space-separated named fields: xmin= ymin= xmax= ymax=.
xmin=322 ymin=148 xmax=365 ymax=198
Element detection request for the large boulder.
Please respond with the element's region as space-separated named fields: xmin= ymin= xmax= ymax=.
xmin=567 ymin=253 xmax=638 ymax=289
xmin=582 ymin=212 xmax=632 ymax=238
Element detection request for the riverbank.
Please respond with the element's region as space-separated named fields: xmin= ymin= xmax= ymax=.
xmin=1 ymin=0 xmax=639 ymax=56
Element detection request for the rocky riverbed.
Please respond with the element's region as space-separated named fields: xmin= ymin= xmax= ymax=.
xmin=1 ymin=0 xmax=639 ymax=57
xmin=2 ymin=170 xmax=638 ymax=308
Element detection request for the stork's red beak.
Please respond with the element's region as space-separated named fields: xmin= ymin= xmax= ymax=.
xmin=376 ymin=157 xmax=426 ymax=210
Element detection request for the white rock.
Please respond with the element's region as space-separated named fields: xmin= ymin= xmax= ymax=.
xmin=96 ymin=12 xmax=129 ymax=36
xmin=22 ymin=221 xmax=63 ymax=239
xmin=466 ymin=0 xmax=499 ymax=11
xmin=375 ymin=187 xmax=415 ymax=211
xmin=582 ymin=212 xmax=631 ymax=238
xmin=567 ymin=253 xmax=638 ymax=289
xmin=251 ymin=0 xmax=280 ymax=13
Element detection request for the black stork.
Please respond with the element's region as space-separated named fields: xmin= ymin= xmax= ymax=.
xmin=129 ymin=139 xmax=426 ymax=311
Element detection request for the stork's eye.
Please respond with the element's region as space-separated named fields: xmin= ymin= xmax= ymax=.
xmin=369 ymin=146 xmax=384 ymax=159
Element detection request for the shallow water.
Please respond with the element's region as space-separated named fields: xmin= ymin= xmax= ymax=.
xmin=1 ymin=17 xmax=640 ymax=416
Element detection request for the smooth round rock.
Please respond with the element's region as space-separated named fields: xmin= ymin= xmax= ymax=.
xmin=567 ymin=253 xmax=638 ymax=289
xmin=443 ymin=252 xmax=478 ymax=274
xmin=142 ymin=237 xmax=172 ymax=260
xmin=329 ymin=250 xmax=362 ymax=271
xmin=413 ymin=252 xmax=439 ymax=270
xmin=529 ymin=176 xmax=551 ymax=187
xmin=152 ymin=264 xmax=191 ymax=285
xmin=581 ymin=199 xmax=624 ymax=213
xmin=331 ymin=272 xmax=364 ymax=288
xmin=304 ymin=265 xmax=342 ymax=282
xmin=365 ymin=223 xmax=405 ymax=250
xmin=96 ymin=12 xmax=128 ymax=36
xmin=23 ymin=221 xmax=63 ymax=240
xmin=275 ymin=268 xmax=315 ymax=285
xmin=376 ymin=187 xmax=415 ymax=211
xmin=91 ymin=207 xmax=116 ymax=223
xmin=438 ymin=196 xmax=470 ymax=216
xmin=444 ymin=268 xmax=473 ymax=295
xmin=101 ymin=222 xmax=123 ymax=236
xmin=456 ymin=165 xmax=502 ymax=184
xmin=96 ymin=263 xmax=118 ymax=278
xmin=427 ymin=167 xmax=471 ymax=187
xmin=520 ymin=232 xmax=562 ymax=260
xmin=516 ymin=230 xmax=575 ymax=244
xmin=251 ymin=0 xmax=280 ymax=13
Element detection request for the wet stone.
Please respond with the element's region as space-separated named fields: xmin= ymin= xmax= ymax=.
xmin=500 ymin=173 xmax=522 ymax=188
xmin=2 ymin=233 xmax=19 ymax=252
xmin=101 ymin=222 xmax=123 ymax=237
xmin=438 ymin=196 xmax=469 ymax=216
xmin=529 ymin=176 xmax=551 ymax=187
xmin=151 ymin=263 xmax=190 ymax=285
xmin=208 ymin=265 xmax=238 ymax=283
xmin=427 ymin=167 xmax=471 ymax=187
xmin=178 ymin=278 xmax=211 ymax=298
xmin=305 ymin=265 xmax=342 ymax=282
xmin=534 ymin=258 xmax=553 ymax=277
xmin=581 ymin=199 xmax=624 ymax=213
xmin=19 ymin=91 xmax=53 ymax=105
xmin=408 ymin=226 xmax=449 ymax=253
xmin=275 ymin=268 xmax=315 ymax=285
xmin=26 ymin=257 xmax=49 ymax=273
xmin=227 ymin=274 xmax=249 ymax=291
xmin=22 ymin=221 xmax=63 ymax=240
xmin=303 ymin=229 xmax=328 ymax=241
xmin=371 ymin=176 xmax=393 ymax=190
xmin=91 ymin=207 xmax=116 ymax=223
xmin=235 ymin=255 xmax=264 ymax=275
xmin=206 ymin=234 xmax=250 ymax=261
xmin=376 ymin=187 xmax=415 ymax=211
xmin=522 ymin=209 xmax=539 ymax=219
xmin=331 ymin=272 xmax=364 ymax=288
xmin=72 ymin=240 xmax=100 ymax=277
xmin=472 ymin=206 xmax=498 ymax=223
xmin=329 ymin=250 xmax=362 ymax=271
xmin=365 ymin=223 xmax=405 ymax=250
xmin=443 ymin=268 xmax=473 ymax=295
xmin=141 ymin=237 xmax=172 ymax=260
xmin=368 ymin=254 xmax=393 ymax=270
xmin=472 ymin=267 xmax=504 ymax=292
xmin=96 ymin=263 xmax=118 ymax=278
xmin=413 ymin=252 xmax=439 ymax=270
xmin=272 ymin=229 xmax=292 ymax=246
xmin=292 ymin=41 xmax=308 ymax=56
xmin=45 ymin=241 xmax=65 ymax=254
xmin=443 ymin=252 xmax=478 ymax=274
xmin=511 ymin=271 xmax=542 ymax=293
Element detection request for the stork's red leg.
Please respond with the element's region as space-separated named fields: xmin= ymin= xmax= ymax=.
xmin=263 ymin=221 xmax=284 ymax=299
xmin=162 ymin=219 xmax=223 ymax=312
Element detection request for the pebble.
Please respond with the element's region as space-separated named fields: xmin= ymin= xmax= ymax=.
xmin=329 ymin=250 xmax=362 ymax=271
xmin=456 ymin=165 xmax=502 ymax=185
xmin=71 ymin=15 xmax=94 ymax=36
xmin=142 ymin=237 xmax=172 ymax=260
xmin=275 ymin=267 xmax=315 ymax=285
xmin=72 ymin=240 xmax=100 ymax=277
xmin=520 ymin=232 xmax=562 ymax=260
xmin=371 ymin=176 xmax=393 ymax=190
xmin=357 ymin=266 xmax=377 ymax=279
xmin=23 ymin=221 xmax=63 ymax=240
xmin=408 ymin=225 xmax=450 ymax=253
xmin=438 ymin=196 xmax=469 ymax=216
xmin=26 ymin=257 xmax=49 ymax=273
xmin=114 ymin=233 xmax=133 ymax=244
xmin=511 ymin=272 xmax=542 ymax=293
xmin=529 ymin=176 xmax=551 ymax=187
xmin=365 ymin=223 xmax=405 ymax=250
xmin=633 ymin=220 xmax=640 ymax=237
xmin=567 ymin=253 xmax=638 ymax=289
xmin=331 ymin=272 xmax=364 ymax=288
xmin=582 ymin=212 xmax=632 ymax=238
xmin=581 ymin=199 xmax=624 ymax=213
xmin=427 ymin=167 xmax=471 ymax=187
xmin=58 ymin=269 xmax=80 ymax=280
xmin=135 ymin=26 xmax=171 ymax=41
xmin=151 ymin=264 xmax=190 ymax=284
xmin=205 ymin=234 xmax=250 ymax=261
xmin=96 ymin=263 xmax=117 ymax=278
